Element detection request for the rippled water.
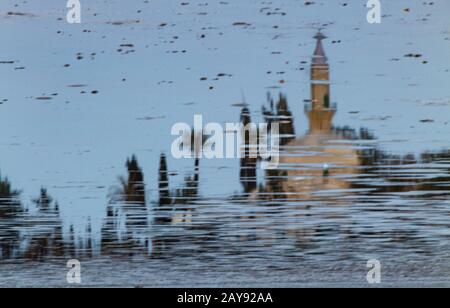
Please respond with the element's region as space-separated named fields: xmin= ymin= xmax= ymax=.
xmin=2 ymin=128 xmax=450 ymax=287
xmin=1 ymin=0 xmax=450 ymax=287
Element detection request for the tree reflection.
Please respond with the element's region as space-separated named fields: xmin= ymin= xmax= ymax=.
xmin=2 ymin=31 xmax=450 ymax=262
xmin=0 ymin=174 xmax=22 ymax=258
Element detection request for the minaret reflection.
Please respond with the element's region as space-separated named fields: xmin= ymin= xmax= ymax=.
xmin=261 ymin=32 xmax=360 ymax=199
xmin=307 ymin=31 xmax=336 ymax=133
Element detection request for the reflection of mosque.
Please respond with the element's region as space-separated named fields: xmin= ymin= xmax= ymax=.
xmin=2 ymin=33 xmax=450 ymax=261
xmin=241 ymin=32 xmax=450 ymax=201
xmin=241 ymin=32 xmax=361 ymax=198
xmin=275 ymin=31 xmax=360 ymax=199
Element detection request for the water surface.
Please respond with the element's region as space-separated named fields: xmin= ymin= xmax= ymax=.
xmin=1 ymin=0 xmax=450 ymax=287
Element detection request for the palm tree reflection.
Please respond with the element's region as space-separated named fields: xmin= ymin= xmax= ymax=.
xmin=1 ymin=32 xmax=450 ymax=261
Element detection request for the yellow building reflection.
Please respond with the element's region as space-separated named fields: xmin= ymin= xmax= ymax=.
xmin=275 ymin=32 xmax=361 ymax=199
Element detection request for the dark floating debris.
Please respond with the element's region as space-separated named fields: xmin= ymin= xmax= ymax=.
xmin=106 ymin=20 xmax=140 ymax=26
xmin=6 ymin=12 xmax=36 ymax=17
xmin=136 ymin=116 xmax=166 ymax=121
xmin=404 ymin=53 xmax=423 ymax=58
xmin=231 ymin=102 xmax=249 ymax=108
xmin=233 ymin=22 xmax=252 ymax=27
xmin=67 ymin=84 xmax=88 ymax=88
